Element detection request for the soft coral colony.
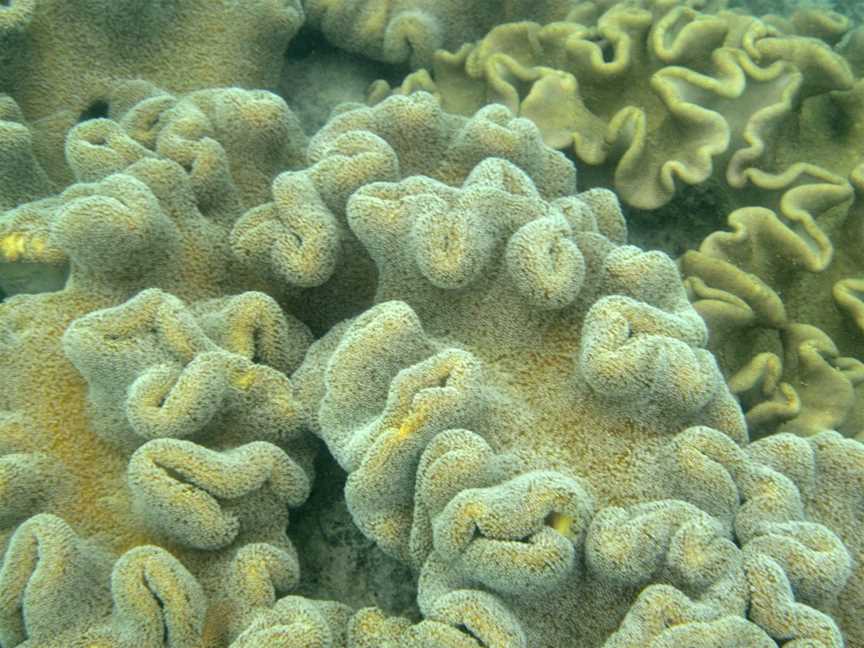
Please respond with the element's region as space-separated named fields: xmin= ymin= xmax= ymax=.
xmin=0 ymin=1 xmax=862 ymax=648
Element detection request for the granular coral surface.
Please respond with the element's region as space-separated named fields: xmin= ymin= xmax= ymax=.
xmin=0 ymin=2 xmax=862 ymax=648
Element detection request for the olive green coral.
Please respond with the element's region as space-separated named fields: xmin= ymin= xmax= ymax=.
xmin=0 ymin=84 xmax=325 ymax=646
xmin=0 ymin=0 xmax=305 ymax=204
xmin=0 ymin=96 xmax=52 ymax=212
xmin=302 ymin=0 xmax=583 ymax=68
xmin=0 ymin=0 xmax=303 ymax=123
xmin=680 ymin=164 xmax=864 ymax=440
xmin=747 ymin=430 xmax=864 ymax=645
xmin=1 ymin=9 xmax=863 ymax=643
xmin=0 ymin=287 xmax=317 ymax=646
xmin=334 ymin=0 xmax=864 ymax=459
xmin=63 ymin=288 xmax=312 ymax=451
xmin=231 ymin=91 xmax=577 ymax=330
xmin=0 ymin=82 xmax=308 ymax=299
xmin=373 ymin=3 xmax=854 ymax=210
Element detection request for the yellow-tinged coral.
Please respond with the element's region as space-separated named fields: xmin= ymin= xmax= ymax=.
xmin=1 ymin=17 xmax=863 ymax=644
xmin=0 ymin=287 xmax=318 ymax=645
xmin=0 ymin=95 xmax=69 ymax=295
xmin=231 ymin=90 xmax=577 ymax=332
xmin=285 ymin=96 xmax=859 ymax=644
xmin=662 ymin=427 xmax=863 ymax=645
xmin=0 ymin=94 xmax=53 ymax=209
xmin=369 ymin=0 xmax=864 ymax=451
xmin=0 ymin=84 xmax=326 ymax=646
xmin=546 ymin=511 xmax=577 ymax=538
xmin=0 ymin=1 xmax=305 ymax=210
xmin=1 ymin=82 xmax=309 ymax=299
xmin=0 ymin=0 xmax=303 ymax=125
xmin=231 ymin=369 xmax=259 ymax=392
xmin=0 ymin=233 xmax=26 ymax=262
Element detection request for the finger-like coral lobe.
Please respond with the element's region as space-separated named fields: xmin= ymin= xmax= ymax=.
xmin=0 ymin=289 xmax=317 ymax=646
xmin=232 ymin=90 xmax=577 ymax=330
xmin=0 ymin=83 xmax=323 ymax=646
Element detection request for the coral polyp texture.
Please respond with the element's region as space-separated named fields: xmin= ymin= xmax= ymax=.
xmin=0 ymin=83 xmax=327 ymax=645
xmin=292 ymin=137 xmax=859 ymax=645
xmin=0 ymin=81 xmax=308 ymax=299
xmin=0 ymin=0 xmax=303 ymax=122
xmin=1 ymin=1 xmax=863 ymax=647
xmin=368 ymin=0 xmax=864 ymax=447
xmin=1 ymin=289 xmax=316 ymax=647
xmin=0 ymin=0 xmax=305 ymax=193
xmin=230 ymin=90 xmax=579 ymax=331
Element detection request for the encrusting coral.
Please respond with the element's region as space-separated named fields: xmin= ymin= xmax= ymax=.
xmin=0 ymin=0 xmax=303 ymax=122
xmin=680 ymin=170 xmax=864 ymax=441
xmin=678 ymin=76 xmax=864 ymax=440
xmin=0 ymin=0 xmax=305 ymax=196
xmin=666 ymin=9 xmax=864 ymax=442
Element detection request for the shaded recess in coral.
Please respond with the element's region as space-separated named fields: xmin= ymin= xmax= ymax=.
xmin=281 ymin=24 xmax=411 ymax=134
xmin=624 ymin=179 xmax=735 ymax=256
xmin=78 ymin=100 xmax=110 ymax=124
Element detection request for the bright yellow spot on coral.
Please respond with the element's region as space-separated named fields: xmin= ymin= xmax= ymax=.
xmin=161 ymin=324 xmax=201 ymax=361
xmin=395 ymin=405 xmax=432 ymax=440
xmin=229 ymin=327 xmax=253 ymax=356
xmin=680 ymin=541 xmax=708 ymax=569
xmin=546 ymin=512 xmax=576 ymax=539
xmin=463 ymin=501 xmax=484 ymax=521
xmin=0 ymin=233 xmax=27 ymax=262
xmin=272 ymin=396 xmax=295 ymax=418
xmin=231 ymin=369 xmax=257 ymax=391
xmin=243 ymin=557 xmax=265 ymax=578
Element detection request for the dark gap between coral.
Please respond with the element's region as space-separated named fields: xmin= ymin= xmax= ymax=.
xmin=251 ymin=325 xmax=264 ymax=365
xmin=284 ymin=25 xmax=410 ymax=86
xmin=290 ymin=439 xmax=421 ymax=619
xmin=285 ymin=25 xmax=327 ymax=60
xmin=78 ymin=99 xmax=110 ymax=123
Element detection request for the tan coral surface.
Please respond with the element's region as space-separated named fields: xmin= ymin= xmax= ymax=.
xmin=288 ymin=93 xmax=861 ymax=647
xmin=0 ymin=1 xmax=862 ymax=647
